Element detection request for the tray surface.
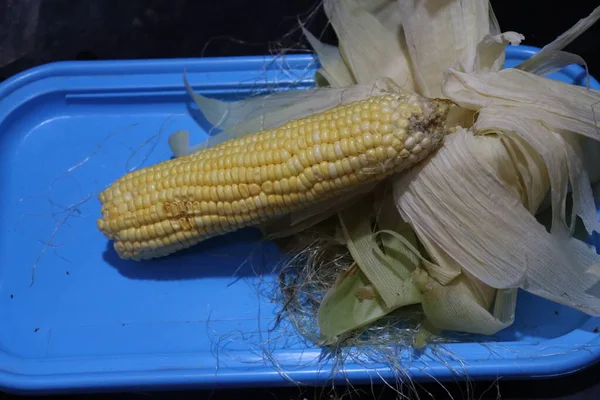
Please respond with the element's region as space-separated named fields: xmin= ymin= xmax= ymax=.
xmin=0 ymin=46 xmax=599 ymax=394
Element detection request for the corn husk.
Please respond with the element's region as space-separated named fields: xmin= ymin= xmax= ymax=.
xmin=514 ymin=5 xmax=600 ymax=185
xmin=393 ymin=127 xmax=600 ymax=316
xmin=300 ymin=24 xmax=355 ymax=88
xmin=413 ymin=268 xmax=514 ymax=336
xmin=517 ymin=50 xmax=588 ymax=79
xmin=338 ymin=197 xmax=421 ymax=309
xmin=318 ymin=263 xmax=396 ymax=345
xmin=323 ymin=0 xmax=415 ymax=90
xmin=358 ymin=0 xmax=403 ymax=33
xmin=176 ymin=76 xmax=399 ymax=155
xmin=397 ymin=0 xmax=491 ymax=97
xmin=259 ymin=182 xmax=376 ymax=240
xmin=515 ymin=5 xmax=600 ymax=76
xmin=473 ymin=31 xmax=524 ymax=73
xmin=374 ymin=188 xmax=421 ymax=277
xmin=317 ymin=195 xmax=422 ymax=343
xmin=317 ymin=3 xmax=600 ymax=335
xmin=443 ymin=68 xmax=600 ymax=140
xmin=180 ymin=0 xmax=600 ymax=343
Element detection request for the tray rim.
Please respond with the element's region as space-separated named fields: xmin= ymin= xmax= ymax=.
xmin=1 ymin=44 xmax=600 ymax=394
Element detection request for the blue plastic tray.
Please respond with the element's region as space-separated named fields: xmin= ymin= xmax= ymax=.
xmin=0 ymin=45 xmax=599 ymax=394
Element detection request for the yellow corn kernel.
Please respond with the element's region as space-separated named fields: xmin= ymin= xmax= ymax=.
xmin=97 ymin=93 xmax=452 ymax=260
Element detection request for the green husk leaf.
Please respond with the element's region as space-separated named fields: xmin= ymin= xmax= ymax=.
xmin=375 ymin=189 xmax=420 ymax=275
xmin=413 ymin=268 xmax=512 ymax=336
xmin=338 ymin=198 xmax=422 ymax=309
xmin=374 ymin=229 xmax=459 ymax=285
xmin=413 ymin=318 xmax=440 ymax=349
xmin=493 ymin=288 xmax=518 ymax=327
xmin=317 ymin=192 xmax=424 ymax=343
xmin=317 ymin=263 xmax=390 ymax=344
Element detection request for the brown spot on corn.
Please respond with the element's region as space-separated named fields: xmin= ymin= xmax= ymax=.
xmin=98 ymin=93 xmax=453 ymax=260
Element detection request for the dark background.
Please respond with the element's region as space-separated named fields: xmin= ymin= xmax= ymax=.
xmin=2 ymin=0 xmax=600 ymax=79
xmin=1 ymin=0 xmax=600 ymax=399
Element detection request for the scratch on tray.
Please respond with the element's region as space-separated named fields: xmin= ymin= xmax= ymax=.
xmin=22 ymin=123 xmax=144 ymax=285
xmin=68 ymin=123 xmax=140 ymax=173
xmin=30 ymin=195 xmax=92 ymax=287
xmin=45 ymin=328 xmax=53 ymax=358
xmin=125 ymin=116 xmax=174 ymax=173
xmin=24 ymin=117 xmax=176 ymax=286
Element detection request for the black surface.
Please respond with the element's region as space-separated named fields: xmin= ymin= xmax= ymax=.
xmin=2 ymin=0 xmax=599 ymax=79
xmin=1 ymin=0 xmax=600 ymax=399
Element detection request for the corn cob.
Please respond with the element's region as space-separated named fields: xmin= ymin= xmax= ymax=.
xmin=97 ymin=92 xmax=452 ymax=260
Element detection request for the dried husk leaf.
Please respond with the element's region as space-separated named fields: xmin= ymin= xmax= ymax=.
xmin=488 ymin=3 xmax=501 ymax=36
xmin=561 ymin=131 xmax=600 ymax=234
xmin=323 ymin=0 xmax=415 ymax=90
xmin=475 ymin=107 xmax=600 ymax=236
xmin=260 ymin=184 xmax=373 ymax=240
xmin=515 ymin=5 xmax=600 ymax=75
xmin=444 ymin=65 xmax=600 ymax=187
xmin=513 ymin=5 xmax=600 ymax=186
xmin=442 ymin=68 xmax=600 ymax=140
xmin=397 ymin=0 xmax=491 ymax=97
xmin=182 ymin=76 xmax=398 ymax=152
xmin=363 ymin=0 xmax=403 ymax=33
xmin=477 ymin=110 xmax=570 ymax=235
xmin=473 ymin=31 xmax=524 ymax=73
xmin=393 ymin=129 xmax=600 ymax=316
xmin=355 ymin=0 xmax=401 ymax=33
xmin=497 ymin=133 xmax=550 ymax=214
xmin=167 ymin=130 xmax=191 ymax=158
xmin=300 ymin=24 xmax=356 ymax=88
xmin=517 ymin=50 xmax=589 ymax=79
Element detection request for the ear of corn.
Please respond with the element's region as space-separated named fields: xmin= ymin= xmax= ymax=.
xmin=97 ymin=93 xmax=453 ymax=260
